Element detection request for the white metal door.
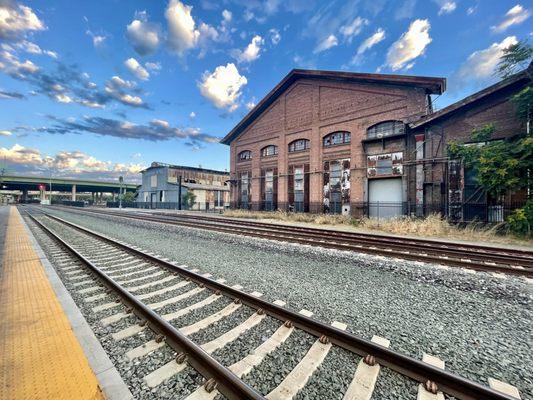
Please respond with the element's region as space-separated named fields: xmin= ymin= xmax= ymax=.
xmin=368 ymin=178 xmax=403 ymax=218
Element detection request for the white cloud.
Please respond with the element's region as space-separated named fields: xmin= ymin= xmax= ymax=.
xmin=0 ymin=130 xmax=12 ymax=136
xmin=222 ymin=9 xmax=232 ymax=23
xmin=0 ymin=144 xmax=42 ymax=165
xmin=166 ymin=0 xmax=199 ymax=54
xmin=234 ymin=35 xmax=264 ymax=63
xmin=198 ymin=63 xmax=247 ymax=112
xmin=314 ymin=34 xmax=338 ymax=54
xmin=189 ymin=111 xmax=196 ymax=118
xmin=119 ymin=94 xmax=143 ymax=106
xmin=246 ymin=101 xmax=256 ymax=110
xmin=54 ymin=93 xmax=73 ymax=103
xmin=456 ymin=36 xmax=518 ymax=82
xmin=265 ymin=0 xmax=281 ymax=14
xmin=339 ymin=17 xmax=368 ymax=42
xmin=0 ymin=3 xmax=45 ymax=40
xmin=386 ymin=19 xmax=432 ymax=70
xmin=243 ymin=10 xmax=254 ymax=22
xmin=436 ymin=1 xmax=456 ymax=15
xmin=124 ymin=57 xmax=150 ymax=80
xmin=108 ymin=75 xmax=136 ymax=89
xmin=491 ymin=4 xmax=530 ymax=33
xmin=104 ymin=76 xmax=145 ymax=107
xmin=18 ymin=40 xmax=39 ymax=53
xmin=467 ymin=6 xmax=477 ymax=15
xmin=145 ymin=61 xmax=161 ymax=71
xmin=0 ymin=143 xmax=144 ymax=181
xmin=269 ymin=28 xmax=281 ymax=45
xmin=357 ymin=28 xmax=386 ymax=55
xmin=126 ymin=12 xmax=160 ymax=56
xmin=197 ymin=21 xmax=219 ymax=46
xmin=86 ymin=30 xmax=107 ymax=47
xmin=165 ymin=0 xmax=219 ymax=56
xmin=151 ymin=119 xmax=170 ymax=128
xmin=0 ymin=49 xmax=39 ymax=78
xmin=13 ymin=40 xmax=57 ymax=58
xmin=93 ymin=35 xmax=106 ymax=47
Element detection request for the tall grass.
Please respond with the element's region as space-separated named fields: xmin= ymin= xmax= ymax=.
xmin=359 ymin=213 xmax=505 ymax=241
xmin=223 ymin=210 xmax=529 ymax=245
xmin=224 ymin=209 xmax=352 ymax=225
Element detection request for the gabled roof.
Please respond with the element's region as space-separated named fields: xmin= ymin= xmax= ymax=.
xmin=409 ymin=63 xmax=532 ymax=129
xmin=221 ymin=69 xmax=446 ymax=145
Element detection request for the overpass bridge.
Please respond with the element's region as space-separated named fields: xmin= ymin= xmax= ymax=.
xmin=0 ymin=175 xmax=137 ymax=202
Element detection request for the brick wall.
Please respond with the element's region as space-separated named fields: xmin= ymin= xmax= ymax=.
xmin=407 ymin=80 xmax=528 ymax=208
xmin=230 ymin=78 xmax=430 ymax=212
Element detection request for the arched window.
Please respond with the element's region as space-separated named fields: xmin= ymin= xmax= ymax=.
xmin=261 ymin=145 xmax=278 ymax=157
xmin=323 ymin=131 xmax=351 ymax=147
xmin=367 ymin=121 xmax=405 ymax=139
xmin=288 ymin=139 xmax=310 ymax=153
xmin=238 ymin=150 xmax=252 ymax=161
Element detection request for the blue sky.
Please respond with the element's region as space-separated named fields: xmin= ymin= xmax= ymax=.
xmin=0 ymin=0 xmax=531 ymax=183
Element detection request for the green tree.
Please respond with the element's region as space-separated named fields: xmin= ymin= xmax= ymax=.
xmin=511 ymin=86 xmax=533 ymax=123
xmin=448 ymin=125 xmax=532 ymax=197
xmin=122 ymin=191 xmax=135 ymax=202
xmin=183 ymin=191 xmax=196 ymax=208
xmin=496 ymin=40 xmax=532 ymax=78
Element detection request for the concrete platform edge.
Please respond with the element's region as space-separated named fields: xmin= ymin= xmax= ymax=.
xmin=20 ymin=210 xmax=134 ymax=400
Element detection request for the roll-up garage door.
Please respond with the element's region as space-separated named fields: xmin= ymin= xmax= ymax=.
xmin=368 ymin=178 xmax=403 ymax=218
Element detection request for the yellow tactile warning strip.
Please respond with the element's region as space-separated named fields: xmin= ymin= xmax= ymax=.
xmin=0 ymin=207 xmax=104 ymax=400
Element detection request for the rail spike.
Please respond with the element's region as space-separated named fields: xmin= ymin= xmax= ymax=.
xmin=204 ymin=378 xmax=217 ymax=393
xmin=176 ymin=352 xmax=187 ymax=364
xmin=363 ymin=355 xmax=376 ymax=366
xmin=425 ymin=380 xmax=438 ymax=394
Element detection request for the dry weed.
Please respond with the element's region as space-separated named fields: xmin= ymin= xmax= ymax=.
xmin=223 ymin=210 xmax=531 ymax=245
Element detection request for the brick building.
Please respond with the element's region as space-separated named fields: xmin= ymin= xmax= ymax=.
xmin=221 ymin=67 xmax=530 ymax=220
xmin=408 ymin=65 xmax=531 ymax=222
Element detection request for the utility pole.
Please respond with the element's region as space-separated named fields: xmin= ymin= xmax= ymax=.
xmin=178 ymin=175 xmax=182 ymax=210
xmin=49 ymin=168 xmax=53 ymax=204
xmin=119 ymin=176 xmax=124 ymax=209
xmin=0 ymin=157 xmax=5 ymax=205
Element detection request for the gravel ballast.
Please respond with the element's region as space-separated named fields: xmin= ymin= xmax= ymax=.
xmin=40 ymin=208 xmax=533 ymax=398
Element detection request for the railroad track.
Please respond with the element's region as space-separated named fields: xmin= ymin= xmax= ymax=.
xmin=49 ymin=205 xmax=533 ymax=277
xmin=23 ymin=208 xmax=522 ymax=400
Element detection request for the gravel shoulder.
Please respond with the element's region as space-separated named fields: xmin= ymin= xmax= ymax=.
xmin=45 ymin=207 xmax=533 ymax=398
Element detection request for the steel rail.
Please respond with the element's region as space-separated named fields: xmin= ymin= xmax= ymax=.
xmin=48 ymin=206 xmax=533 ymax=264
xmin=143 ymin=212 xmax=533 ymax=267
xmin=52 ymin=207 xmax=532 ymax=277
xmin=176 ymin=213 xmax=533 ymax=259
xmin=38 ymin=211 xmax=517 ymax=400
xmin=27 ymin=212 xmax=265 ymax=400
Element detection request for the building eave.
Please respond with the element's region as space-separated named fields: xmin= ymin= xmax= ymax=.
xmin=409 ymin=64 xmax=532 ymax=129
xmin=221 ymin=69 xmax=446 ymax=145
xmin=141 ymin=162 xmax=229 ymax=176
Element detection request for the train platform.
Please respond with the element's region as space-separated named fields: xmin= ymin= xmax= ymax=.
xmin=0 ymin=206 xmax=129 ymax=400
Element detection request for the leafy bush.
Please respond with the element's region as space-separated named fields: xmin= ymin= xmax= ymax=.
xmin=122 ymin=191 xmax=135 ymax=202
xmin=507 ymin=199 xmax=533 ymax=236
